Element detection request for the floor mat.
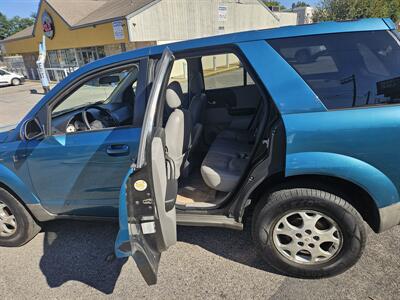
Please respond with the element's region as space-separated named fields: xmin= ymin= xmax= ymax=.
xmin=177 ymin=172 xmax=216 ymax=205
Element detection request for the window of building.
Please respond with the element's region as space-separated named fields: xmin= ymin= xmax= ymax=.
xmin=76 ymin=46 xmax=106 ymax=66
xmin=268 ymin=31 xmax=400 ymax=109
xmin=201 ymin=53 xmax=254 ymax=90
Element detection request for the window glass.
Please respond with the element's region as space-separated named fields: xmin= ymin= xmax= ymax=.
xmin=53 ymin=66 xmax=138 ymax=116
xmin=169 ymin=59 xmax=188 ymax=93
xmin=246 ymin=72 xmax=255 ymax=85
xmin=59 ymin=49 xmax=78 ymax=68
xmin=269 ymin=31 xmax=400 ymax=109
xmin=0 ymin=70 xmax=6 ymax=75
xmin=201 ymin=53 xmax=245 ymax=90
xmin=48 ymin=50 xmax=60 ymax=68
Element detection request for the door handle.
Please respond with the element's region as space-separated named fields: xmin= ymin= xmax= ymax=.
xmin=106 ymin=144 xmax=129 ymax=156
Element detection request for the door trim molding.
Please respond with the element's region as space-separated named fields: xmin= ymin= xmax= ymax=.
xmin=176 ymin=213 xmax=243 ymax=230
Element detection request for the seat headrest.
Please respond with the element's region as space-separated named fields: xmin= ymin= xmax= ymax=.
xmin=166 ymin=81 xmax=183 ymax=109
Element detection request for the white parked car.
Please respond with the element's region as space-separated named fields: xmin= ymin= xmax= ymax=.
xmin=0 ymin=68 xmax=25 ymax=86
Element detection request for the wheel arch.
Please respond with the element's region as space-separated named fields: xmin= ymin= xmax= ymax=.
xmin=11 ymin=77 xmax=21 ymax=84
xmin=0 ymin=181 xmax=39 ymax=222
xmin=0 ymin=165 xmax=42 ymax=222
xmin=247 ymin=173 xmax=381 ymax=233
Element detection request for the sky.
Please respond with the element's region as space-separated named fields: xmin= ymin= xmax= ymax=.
xmin=0 ymin=0 xmax=40 ymax=18
xmin=0 ymin=0 xmax=320 ymax=18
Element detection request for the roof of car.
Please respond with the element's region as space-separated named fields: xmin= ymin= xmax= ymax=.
xmin=23 ymin=18 xmax=396 ymax=127
xmin=163 ymin=18 xmax=394 ymax=53
xmin=86 ymin=18 xmax=394 ymax=66
xmin=30 ymin=18 xmax=394 ymax=114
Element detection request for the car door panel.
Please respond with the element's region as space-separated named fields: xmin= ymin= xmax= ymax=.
xmin=204 ymin=84 xmax=260 ymax=143
xmin=116 ymin=48 xmax=177 ymax=285
xmin=26 ymin=127 xmax=141 ymax=216
xmin=0 ymin=72 xmax=11 ymax=84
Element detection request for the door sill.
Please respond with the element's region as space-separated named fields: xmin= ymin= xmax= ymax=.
xmin=176 ymin=213 xmax=243 ymax=230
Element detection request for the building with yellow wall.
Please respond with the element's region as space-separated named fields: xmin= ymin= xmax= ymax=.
xmin=1 ymin=0 xmax=156 ymax=80
xmin=1 ymin=0 xmax=298 ymax=81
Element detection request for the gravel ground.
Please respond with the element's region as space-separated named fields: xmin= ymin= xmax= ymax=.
xmin=0 ymin=81 xmax=399 ymax=299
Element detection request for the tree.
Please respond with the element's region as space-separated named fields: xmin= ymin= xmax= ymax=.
xmin=0 ymin=12 xmax=35 ymax=40
xmin=264 ymin=1 xmax=286 ymax=11
xmin=292 ymin=1 xmax=310 ymax=9
xmin=313 ymin=0 xmax=400 ymax=23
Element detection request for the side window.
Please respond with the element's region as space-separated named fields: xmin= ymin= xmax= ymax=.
xmin=53 ymin=66 xmax=138 ymax=115
xmin=51 ymin=65 xmax=140 ymax=134
xmin=201 ymin=53 xmax=254 ymax=90
xmin=0 ymin=70 xmax=6 ymax=75
xmin=268 ymin=31 xmax=400 ymax=109
xmin=169 ymin=59 xmax=188 ymax=94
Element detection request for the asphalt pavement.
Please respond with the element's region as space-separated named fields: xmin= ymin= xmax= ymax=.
xmin=0 ymin=82 xmax=45 ymax=128
xmin=0 ymin=221 xmax=399 ymax=299
xmin=0 ymin=82 xmax=399 ymax=299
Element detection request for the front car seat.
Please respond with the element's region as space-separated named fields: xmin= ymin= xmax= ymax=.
xmin=164 ymin=81 xmax=192 ymax=179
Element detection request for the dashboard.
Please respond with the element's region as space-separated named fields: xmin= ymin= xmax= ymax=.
xmin=51 ymin=103 xmax=133 ymax=135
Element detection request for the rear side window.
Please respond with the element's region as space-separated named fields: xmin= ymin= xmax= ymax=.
xmin=268 ymin=31 xmax=400 ymax=109
xmin=201 ymin=53 xmax=254 ymax=90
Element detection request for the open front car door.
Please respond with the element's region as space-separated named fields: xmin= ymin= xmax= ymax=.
xmin=115 ymin=48 xmax=176 ymax=285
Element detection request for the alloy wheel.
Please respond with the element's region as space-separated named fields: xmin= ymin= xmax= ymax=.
xmin=272 ymin=210 xmax=342 ymax=265
xmin=0 ymin=201 xmax=17 ymax=237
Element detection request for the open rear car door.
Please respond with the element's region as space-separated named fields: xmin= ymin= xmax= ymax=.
xmin=115 ymin=48 xmax=176 ymax=285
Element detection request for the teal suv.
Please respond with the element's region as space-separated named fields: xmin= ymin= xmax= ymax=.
xmin=0 ymin=18 xmax=400 ymax=284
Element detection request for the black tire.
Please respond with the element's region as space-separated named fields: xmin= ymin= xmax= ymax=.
xmin=252 ymin=187 xmax=366 ymax=278
xmin=11 ymin=78 xmax=21 ymax=86
xmin=0 ymin=188 xmax=41 ymax=247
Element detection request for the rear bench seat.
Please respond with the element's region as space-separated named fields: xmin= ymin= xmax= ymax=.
xmin=201 ymin=100 xmax=266 ymax=192
xmin=201 ymin=133 xmax=252 ymax=193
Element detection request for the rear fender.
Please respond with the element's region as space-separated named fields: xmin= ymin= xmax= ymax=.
xmin=286 ymin=152 xmax=399 ymax=208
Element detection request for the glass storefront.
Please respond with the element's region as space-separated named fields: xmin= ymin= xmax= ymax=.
xmin=44 ymin=46 xmax=106 ymax=81
xmin=47 ymin=46 xmax=106 ymax=69
xmin=76 ymin=47 xmax=106 ymax=66
xmin=20 ymin=42 xmax=157 ymax=81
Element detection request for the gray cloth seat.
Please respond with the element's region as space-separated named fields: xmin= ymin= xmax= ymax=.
xmin=201 ymin=133 xmax=251 ymax=192
xmin=201 ymin=148 xmax=249 ymax=193
xmin=217 ymin=129 xmax=250 ymax=143
xmin=217 ymin=97 xmax=266 ymax=145
xmin=188 ymin=73 xmax=206 ymax=149
xmin=200 ymin=98 xmax=266 ymax=192
xmin=165 ymin=81 xmax=192 ymax=179
xmin=209 ymin=137 xmax=252 ymax=156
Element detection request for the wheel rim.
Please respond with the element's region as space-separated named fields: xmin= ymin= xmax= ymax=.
xmin=12 ymin=79 xmax=19 ymax=85
xmin=272 ymin=210 xmax=342 ymax=265
xmin=0 ymin=201 xmax=17 ymax=237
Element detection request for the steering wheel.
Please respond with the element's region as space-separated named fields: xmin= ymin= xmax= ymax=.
xmin=82 ymin=104 xmax=118 ymax=130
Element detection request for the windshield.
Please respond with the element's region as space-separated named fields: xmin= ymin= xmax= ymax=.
xmin=268 ymin=30 xmax=400 ymax=109
xmin=53 ymin=66 xmax=138 ymax=116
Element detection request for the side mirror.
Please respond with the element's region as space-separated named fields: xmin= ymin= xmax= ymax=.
xmin=99 ymin=75 xmax=120 ymax=85
xmin=21 ymin=118 xmax=45 ymax=140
